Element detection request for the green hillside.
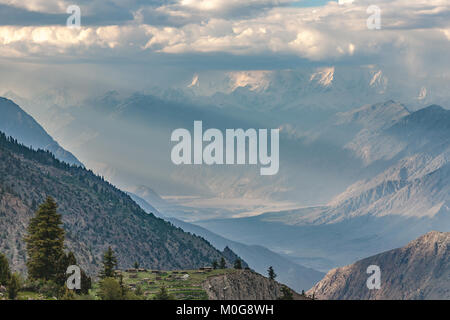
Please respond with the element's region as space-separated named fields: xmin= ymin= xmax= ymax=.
xmin=93 ymin=269 xmax=236 ymax=300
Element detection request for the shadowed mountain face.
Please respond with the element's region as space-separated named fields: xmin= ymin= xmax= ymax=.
xmin=0 ymin=131 xmax=234 ymax=275
xmin=0 ymin=97 xmax=82 ymax=166
xmin=308 ymin=231 xmax=450 ymax=300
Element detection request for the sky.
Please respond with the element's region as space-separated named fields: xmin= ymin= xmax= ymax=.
xmin=0 ymin=0 xmax=449 ymax=97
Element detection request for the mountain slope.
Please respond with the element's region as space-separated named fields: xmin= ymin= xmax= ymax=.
xmin=167 ymin=217 xmax=324 ymax=292
xmin=126 ymin=191 xmax=324 ymax=292
xmin=0 ymin=97 xmax=82 ymax=166
xmin=0 ymin=131 xmax=232 ymax=275
xmin=308 ymin=231 xmax=450 ymax=300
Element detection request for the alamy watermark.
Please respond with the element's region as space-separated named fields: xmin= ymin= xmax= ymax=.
xmin=66 ymin=5 xmax=81 ymax=29
xmin=339 ymin=0 xmax=381 ymax=30
xmin=367 ymin=5 xmax=381 ymax=30
xmin=170 ymin=121 xmax=279 ymax=176
xmin=66 ymin=265 xmax=81 ymax=290
xmin=366 ymin=265 xmax=381 ymax=290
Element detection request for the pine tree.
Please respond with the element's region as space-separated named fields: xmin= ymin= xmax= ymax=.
xmin=24 ymin=196 xmax=65 ymax=281
xmin=212 ymin=260 xmax=218 ymax=270
xmin=8 ymin=273 xmax=21 ymax=300
xmin=55 ymin=251 xmax=77 ymax=286
xmin=219 ymin=257 xmax=226 ymax=269
xmin=0 ymin=252 xmax=11 ymax=286
xmin=100 ymin=247 xmax=118 ymax=278
xmin=234 ymin=259 xmax=242 ymax=269
xmin=134 ymin=261 xmax=139 ymax=269
xmin=80 ymin=270 xmax=92 ymax=295
xmin=268 ymin=266 xmax=276 ymax=280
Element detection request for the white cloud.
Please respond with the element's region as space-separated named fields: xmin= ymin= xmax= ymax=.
xmin=0 ymin=0 xmax=447 ymax=68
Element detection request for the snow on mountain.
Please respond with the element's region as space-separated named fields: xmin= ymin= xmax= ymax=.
xmin=184 ymin=65 xmax=447 ymax=115
xmin=227 ymin=70 xmax=273 ymax=92
xmin=309 ymin=67 xmax=335 ymax=88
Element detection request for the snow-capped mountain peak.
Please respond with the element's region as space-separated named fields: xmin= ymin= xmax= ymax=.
xmin=227 ymin=70 xmax=272 ymax=92
xmin=309 ymin=67 xmax=335 ymax=87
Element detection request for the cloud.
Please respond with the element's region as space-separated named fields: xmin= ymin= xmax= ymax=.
xmin=176 ymin=0 xmax=294 ymax=15
xmin=0 ymin=0 xmax=68 ymax=13
xmin=138 ymin=1 xmax=449 ymax=62
xmin=0 ymin=0 xmax=447 ymax=77
xmin=0 ymin=0 xmax=140 ymax=26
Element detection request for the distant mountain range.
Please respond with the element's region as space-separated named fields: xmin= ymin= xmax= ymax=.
xmin=183 ymin=66 xmax=448 ymax=115
xmin=197 ymin=103 xmax=450 ymax=271
xmin=308 ymin=231 xmax=450 ymax=300
xmin=1 ymin=90 xmax=448 ymax=298
xmin=0 ymin=97 xmax=82 ymax=166
xmin=8 ymin=74 xmax=444 ymax=208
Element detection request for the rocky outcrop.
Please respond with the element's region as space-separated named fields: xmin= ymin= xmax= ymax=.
xmin=308 ymin=231 xmax=450 ymax=300
xmin=202 ymin=270 xmax=308 ymax=300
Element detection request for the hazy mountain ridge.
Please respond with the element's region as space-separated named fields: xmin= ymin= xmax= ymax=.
xmin=184 ymin=66 xmax=446 ymax=114
xmin=0 ymin=97 xmax=82 ymax=167
xmin=308 ymin=231 xmax=450 ymax=300
xmin=252 ymin=104 xmax=450 ymax=225
xmin=198 ymin=103 xmax=450 ymax=271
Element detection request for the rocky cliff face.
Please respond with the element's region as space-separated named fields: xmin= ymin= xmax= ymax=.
xmin=308 ymin=231 xmax=450 ymax=300
xmin=202 ymin=270 xmax=307 ymax=300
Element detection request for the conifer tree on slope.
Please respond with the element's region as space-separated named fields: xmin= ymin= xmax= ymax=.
xmin=8 ymin=273 xmax=21 ymax=300
xmin=25 ymin=196 xmax=65 ymax=281
xmin=24 ymin=197 xmax=91 ymax=294
xmin=219 ymin=257 xmax=227 ymax=269
xmin=268 ymin=266 xmax=276 ymax=280
xmin=100 ymin=247 xmax=118 ymax=278
xmin=0 ymin=252 xmax=11 ymax=286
